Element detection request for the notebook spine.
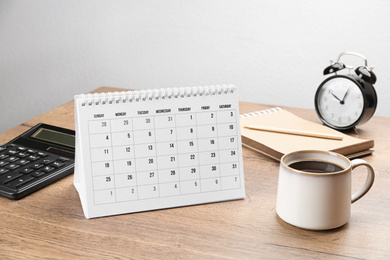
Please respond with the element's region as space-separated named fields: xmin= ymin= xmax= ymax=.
xmin=75 ymin=85 xmax=236 ymax=106
xmin=240 ymin=107 xmax=282 ymax=119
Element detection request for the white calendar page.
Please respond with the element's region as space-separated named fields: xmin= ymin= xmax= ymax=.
xmin=74 ymin=86 xmax=245 ymax=218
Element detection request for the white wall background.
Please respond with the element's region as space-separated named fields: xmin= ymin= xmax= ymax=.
xmin=1 ymin=0 xmax=389 ymax=133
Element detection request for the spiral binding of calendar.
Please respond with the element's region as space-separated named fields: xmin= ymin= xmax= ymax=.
xmin=76 ymin=85 xmax=236 ymax=106
xmin=239 ymin=107 xmax=282 ymax=119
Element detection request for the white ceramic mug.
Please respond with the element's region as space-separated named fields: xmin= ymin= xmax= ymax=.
xmin=276 ymin=150 xmax=375 ymax=230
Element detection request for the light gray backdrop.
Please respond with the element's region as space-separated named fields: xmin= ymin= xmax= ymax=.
xmin=1 ymin=0 xmax=389 ymax=133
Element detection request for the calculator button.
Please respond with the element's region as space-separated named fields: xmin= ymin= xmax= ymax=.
xmin=7 ymin=175 xmax=35 ymax=189
xmin=27 ymin=149 xmax=37 ymax=154
xmin=42 ymin=158 xmax=54 ymax=165
xmin=17 ymin=152 xmax=29 ymax=158
xmin=30 ymin=170 xmax=46 ymax=178
xmin=0 ymin=168 xmax=9 ymax=175
xmin=0 ymin=146 xmax=7 ymax=152
xmin=0 ymin=172 xmax=23 ymax=184
xmin=0 ymin=161 xmax=9 ymax=167
xmin=37 ymin=152 xmax=47 ymax=157
xmin=18 ymin=159 xmax=30 ymax=166
xmin=6 ymin=156 xmax=19 ymax=162
xmin=32 ymin=163 xmax=44 ymax=169
xmin=20 ymin=168 xmax=34 ymax=174
xmin=6 ymin=163 xmax=20 ymax=170
xmin=52 ymin=161 xmax=65 ymax=168
xmin=7 ymin=150 xmax=19 ymax=156
xmin=42 ymin=166 xmax=55 ymax=173
xmin=27 ymin=155 xmax=40 ymax=161
xmin=0 ymin=154 xmax=9 ymax=160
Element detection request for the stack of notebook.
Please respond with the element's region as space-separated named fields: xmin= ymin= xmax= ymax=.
xmin=240 ymin=107 xmax=374 ymax=161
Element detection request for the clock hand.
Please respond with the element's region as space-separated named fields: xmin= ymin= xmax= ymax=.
xmin=341 ymin=87 xmax=351 ymax=104
xmin=331 ymin=93 xmax=342 ymax=103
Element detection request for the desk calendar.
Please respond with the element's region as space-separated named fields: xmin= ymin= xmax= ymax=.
xmin=74 ymin=85 xmax=245 ymax=218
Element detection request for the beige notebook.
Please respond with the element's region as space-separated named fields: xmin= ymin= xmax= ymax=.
xmin=240 ymin=107 xmax=374 ymax=161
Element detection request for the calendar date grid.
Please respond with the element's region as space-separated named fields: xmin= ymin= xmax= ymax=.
xmin=87 ymin=109 xmax=242 ymax=205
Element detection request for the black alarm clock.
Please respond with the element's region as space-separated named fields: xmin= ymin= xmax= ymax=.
xmin=314 ymin=52 xmax=378 ymax=131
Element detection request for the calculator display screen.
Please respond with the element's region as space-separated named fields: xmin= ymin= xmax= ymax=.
xmin=31 ymin=128 xmax=75 ymax=148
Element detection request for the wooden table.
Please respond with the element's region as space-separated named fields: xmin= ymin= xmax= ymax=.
xmin=1 ymin=87 xmax=389 ymax=259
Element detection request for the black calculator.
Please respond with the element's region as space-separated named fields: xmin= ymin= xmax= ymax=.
xmin=0 ymin=123 xmax=75 ymax=199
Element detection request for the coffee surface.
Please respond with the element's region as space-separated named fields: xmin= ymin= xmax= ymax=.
xmin=288 ymin=160 xmax=343 ymax=173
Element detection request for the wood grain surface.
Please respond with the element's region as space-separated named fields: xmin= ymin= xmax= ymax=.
xmin=0 ymin=87 xmax=389 ymax=259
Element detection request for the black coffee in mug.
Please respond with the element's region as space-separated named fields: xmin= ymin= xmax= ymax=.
xmin=288 ymin=160 xmax=344 ymax=173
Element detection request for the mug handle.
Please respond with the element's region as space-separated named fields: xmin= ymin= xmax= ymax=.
xmin=351 ymin=159 xmax=375 ymax=203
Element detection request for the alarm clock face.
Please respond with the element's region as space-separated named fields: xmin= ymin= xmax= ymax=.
xmin=315 ymin=76 xmax=364 ymax=129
